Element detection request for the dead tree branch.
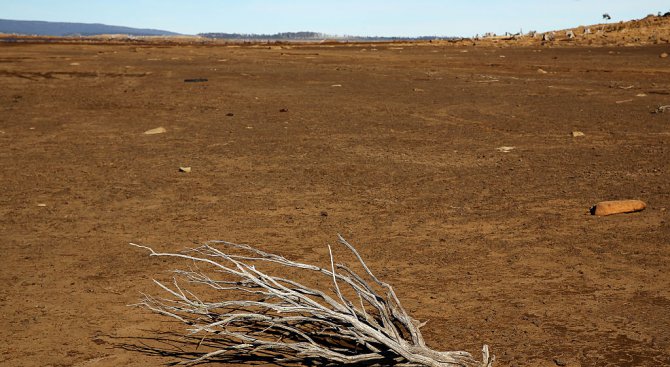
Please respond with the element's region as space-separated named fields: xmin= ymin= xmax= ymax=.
xmin=131 ymin=235 xmax=494 ymax=366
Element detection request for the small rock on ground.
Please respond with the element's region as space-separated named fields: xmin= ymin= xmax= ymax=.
xmin=591 ymin=200 xmax=646 ymax=216
xmin=143 ymin=127 xmax=166 ymax=135
xmin=496 ymin=146 xmax=515 ymax=153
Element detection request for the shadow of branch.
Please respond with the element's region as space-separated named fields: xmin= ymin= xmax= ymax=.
xmin=109 ymin=330 xmax=393 ymax=366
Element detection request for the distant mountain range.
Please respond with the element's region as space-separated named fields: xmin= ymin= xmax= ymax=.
xmin=199 ymin=32 xmax=455 ymax=41
xmin=199 ymin=31 xmax=330 ymax=40
xmin=0 ymin=19 xmax=180 ymax=37
xmin=0 ymin=18 xmax=454 ymax=41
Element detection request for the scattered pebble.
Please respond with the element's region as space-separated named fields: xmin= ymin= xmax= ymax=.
xmin=496 ymin=146 xmax=515 ymax=153
xmin=571 ymin=131 xmax=585 ymax=137
xmin=636 ymin=93 xmax=647 ymax=97
xmin=331 ymin=84 xmax=342 ymax=87
xmin=320 ymin=211 xmax=328 ymax=217
xmin=661 ymin=52 xmax=669 ymax=58
xmin=413 ymin=88 xmax=425 ymax=92
xmin=69 ymin=62 xmax=80 ymax=66
xmin=553 ymin=358 xmax=567 ymax=366
xmin=226 ymin=113 xmax=234 ymax=117
xmin=143 ymin=127 xmax=167 ymax=135
xmin=37 ymin=203 xmax=47 ymax=207
xmin=591 ymin=200 xmax=646 ymax=216
xmin=615 ymin=99 xmax=633 ymax=104
xmin=279 ymin=108 xmax=289 ymax=113
xmin=537 ymin=68 xmax=548 ymax=74
xmin=179 ymin=167 xmax=191 ymax=173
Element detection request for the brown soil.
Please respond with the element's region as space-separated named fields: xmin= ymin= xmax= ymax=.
xmin=467 ymin=14 xmax=670 ymax=47
xmin=1 ymin=39 xmax=669 ymax=367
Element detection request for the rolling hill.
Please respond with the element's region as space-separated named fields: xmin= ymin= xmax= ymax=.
xmin=0 ymin=19 xmax=180 ymax=37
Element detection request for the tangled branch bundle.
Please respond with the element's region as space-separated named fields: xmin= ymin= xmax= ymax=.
xmin=132 ymin=235 xmax=493 ymax=366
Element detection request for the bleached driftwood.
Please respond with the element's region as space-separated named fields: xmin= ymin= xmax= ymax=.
xmin=131 ymin=235 xmax=494 ymax=366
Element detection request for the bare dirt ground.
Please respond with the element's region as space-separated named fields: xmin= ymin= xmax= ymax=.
xmin=469 ymin=14 xmax=670 ymax=47
xmin=1 ymin=40 xmax=669 ymax=367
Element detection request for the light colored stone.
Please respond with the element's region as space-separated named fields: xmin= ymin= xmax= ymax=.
xmin=537 ymin=68 xmax=548 ymax=74
xmin=496 ymin=146 xmax=515 ymax=153
xmin=179 ymin=167 xmax=191 ymax=173
xmin=143 ymin=127 xmax=166 ymax=135
xmin=592 ymin=200 xmax=646 ymax=216
xmin=571 ymin=131 xmax=585 ymax=137
xmin=661 ymin=52 xmax=668 ymax=58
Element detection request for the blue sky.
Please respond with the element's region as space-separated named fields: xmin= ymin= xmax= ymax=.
xmin=3 ymin=0 xmax=668 ymax=36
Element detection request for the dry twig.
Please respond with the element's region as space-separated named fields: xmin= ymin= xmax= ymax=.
xmin=131 ymin=235 xmax=494 ymax=366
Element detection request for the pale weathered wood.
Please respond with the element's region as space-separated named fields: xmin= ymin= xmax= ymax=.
xmin=131 ymin=236 xmax=494 ymax=366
